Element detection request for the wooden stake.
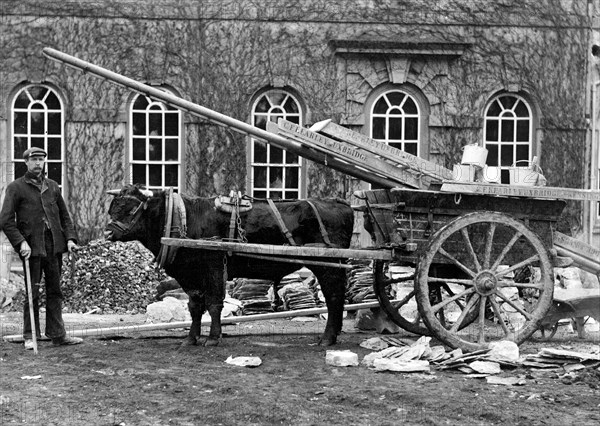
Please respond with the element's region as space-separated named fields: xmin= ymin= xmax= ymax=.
xmin=24 ymin=260 xmax=38 ymax=354
xmin=2 ymin=300 xmax=396 ymax=343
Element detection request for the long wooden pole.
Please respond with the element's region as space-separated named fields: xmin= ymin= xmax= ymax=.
xmin=41 ymin=47 xmax=396 ymax=188
xmin=24 ymin=260 xmax=38 ymax=354
xmin=555 ymin=247 xmax=600 ymax=275
xmin=233 ymin=252 xmax=355 ymax=269
xmin=2 ymin=299 xmax=391 ymax=343
xmin=161 ymin=237 xmax=394 ymax=260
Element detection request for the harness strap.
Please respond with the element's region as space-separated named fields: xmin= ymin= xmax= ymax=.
xmin=305 ymin=200 xmax=332 ymax=247
xmin=166 ymin=192 xmax=186 ymax=265
xmin=107 ymin=196 xmax=148 ymax=236
xmin=171 ymin=192 xmax=187 ymax=238
xmin=228 ymin=206 xmax=237 ymax=241
xmin=164 ymin=188 xmax=174 ymax=238
xmin=157 ymin=188 xmax=174 ymax=268
xmin=267 ymin=198 xmax=296 ymax=246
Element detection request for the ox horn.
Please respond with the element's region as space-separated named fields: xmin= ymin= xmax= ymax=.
xmin=106 ymin=189 xmax=121 ymax=196
xmin=139 ymin=188 xmax=153 ymax=198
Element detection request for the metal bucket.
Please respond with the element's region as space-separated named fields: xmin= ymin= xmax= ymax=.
xmin=461 ymin=144 xmax=488 ymax=167
xmin=482 ymin=165 xmax=501 ymax=183
xmin=452 ymin=164 xmax=477 ymax=182
xmin=508 ymin=160 xmax=543 ymax=186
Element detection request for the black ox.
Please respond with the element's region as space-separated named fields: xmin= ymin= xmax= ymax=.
xmin=105 ymin=185 xmax=354 ymax=346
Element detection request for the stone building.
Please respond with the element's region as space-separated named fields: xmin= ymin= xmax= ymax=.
xmin=1 ymin=0 xmax=599 ymax=252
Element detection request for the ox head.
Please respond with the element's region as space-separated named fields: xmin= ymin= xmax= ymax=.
xmin=104 ymin=184 xmax=154 ymax=242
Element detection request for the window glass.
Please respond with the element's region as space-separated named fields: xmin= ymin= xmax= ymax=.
xmin=251 ymin=90 xmax=302 ymax=199
xmin=47 ymin=138 xmax=61 ymax=160
xmin=129 ymin=91 xmax=181 ymax=191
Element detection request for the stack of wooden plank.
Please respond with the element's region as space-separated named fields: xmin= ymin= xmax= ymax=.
xmin=266 ymin=118 xmax=453 ymax=190
xmin=346 ymin=260 xmax=376 ymax=304
xmin=277 ymin=277 xmax=317 ymax=311
xmin=230 ymin=278 xmax=274 ymax=315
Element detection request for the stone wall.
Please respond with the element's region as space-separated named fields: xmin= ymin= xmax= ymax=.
xmin=0 ymin=0 xmax=595 ymax=241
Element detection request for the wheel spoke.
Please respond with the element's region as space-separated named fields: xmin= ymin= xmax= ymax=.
xmin=495 ymin=291 xmax=533 ymax=320
xmin=428 ymin=277 xmax=474 ymax=286
xmin=385 ymin=275 xmax=415 ymax=285
xmin=479 ymin=296 xmax=487 ymax=343
xmin=411 ymin=311 xmax=423 ymax=325
xmin=435 ymin=286 xmax=447 ymax=328
xmin=438 ymin=247 xmax=477 ymax=278
xmin=431 ymin=287 xmax=475 ymax=314
xmin=489 ymin=296 xmax=511 ymax=337
xmin=495 ymin=255 xmax=540 ymax=279
xmin=391 ymin=289 xmax=416 ymax=309
xmin=490 ymin=232 xmax=522 ymax=271
xmin=438 ymin=309 xmax=447 ymax=328
xmin=461 ymin=228 xmax=481 ymax=272
xmin=478 ymin=295 xmax=488 ymax=343
xmin=442 ymin=283 xmax=466 ymax=310
xmin=498 ymin=281 xmax=544 ymax=290
xmin=449 ymin=293 xmax=480 ymax=333
xmin=483 ymin=223 xmax=497 ymax=269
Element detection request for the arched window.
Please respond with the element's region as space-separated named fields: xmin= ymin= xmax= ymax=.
xmin=484 ymin=94 xmax=533 ymax=184
xmin=370 ymin=90 xmax=420 ymax=157
xmin=129 ymin=92 xmax=182 ymax=191
xmin=250 ymin=90 xmax=302 ymax=199
xmin=11 ymin=84 xmax=64 ymax=187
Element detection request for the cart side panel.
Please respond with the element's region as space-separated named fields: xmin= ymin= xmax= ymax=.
xmin=364 ymin=189 xmax=395 ymax=245
xmin=363 ymin=189 xmax=565 ymax=265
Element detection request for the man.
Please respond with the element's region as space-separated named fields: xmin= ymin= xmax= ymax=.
xmin=0 ymin=147 xmax=83 ymax=349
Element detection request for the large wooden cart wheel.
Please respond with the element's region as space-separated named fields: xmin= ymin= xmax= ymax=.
xmin=416 ymin=211 xmax=554 ymax=352
xmin=374 ymin=260 xmax=479 ymax=335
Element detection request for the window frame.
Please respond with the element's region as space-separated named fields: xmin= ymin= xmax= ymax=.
xmin=595 ymin=125 xmax=600 ymax=226
xmin=9 ymin=83 xmax=66 ymax=191
xmin=364 ymin=84 xmax=430 ymax=189
xmin=248 ymin=88 xmax=305 ymax=200
xmin=128 ymin=90 xmax=183 ymax=192
xmin=369 ymin=89 xmax=421 ymax=157
xmin=483 ymin=92 xmax=536 ymax=185
xmin=365 ymin=84 xmax=430 ymax=160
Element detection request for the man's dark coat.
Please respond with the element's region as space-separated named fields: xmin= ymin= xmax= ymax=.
xmin=0 ymin=175 xmax=77 ymax=257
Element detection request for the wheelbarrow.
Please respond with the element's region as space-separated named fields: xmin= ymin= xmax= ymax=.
xmin=537 ymin=287 xmax=600 ymax=339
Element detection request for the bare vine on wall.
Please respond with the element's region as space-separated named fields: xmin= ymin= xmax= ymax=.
xmin=3 ymin=0 xmax=593 ymax=238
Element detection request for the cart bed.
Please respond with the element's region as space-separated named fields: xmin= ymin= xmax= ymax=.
xmin=359 ymin=188 xmax=565 ymax=264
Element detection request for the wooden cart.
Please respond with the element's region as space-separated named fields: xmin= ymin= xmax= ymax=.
xmin=160 ymin=186 xmax=568 ymax=352
xmin=43 ymin=47 xmax=600 ymax=352
xmin=357 ymin=187 xmax=566 ymax=351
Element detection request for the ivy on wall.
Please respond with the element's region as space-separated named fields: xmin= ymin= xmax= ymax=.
xmin=1 ymin=0 xmax=594 ymax=240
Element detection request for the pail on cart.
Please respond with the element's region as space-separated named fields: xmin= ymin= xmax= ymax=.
xmin=508 ymin=160 xmax=543 ymax=186
xmin=481 ymin=165 xmax=501 ymax=183
xmin=461 ymin=144 xmax=488 ymax=167
xmin=452 ymin=164 xmax=477 ymax=182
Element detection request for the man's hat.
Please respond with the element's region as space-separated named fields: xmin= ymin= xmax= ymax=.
xmin=23 ymin=147 xmax=47 ymax=160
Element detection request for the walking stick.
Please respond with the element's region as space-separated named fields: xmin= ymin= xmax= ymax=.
xmin=24 ymin=259 xmax=38 ymax=354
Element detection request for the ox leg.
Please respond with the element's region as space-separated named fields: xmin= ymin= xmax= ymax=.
xmin=205 ymin=299 xmax=223 ymax=346
xmin=184 ymin=292 xmax=205 ymax=346
xmin=314 ymin=267 xmax=346 ymax=346
xmin=204 ymin=259 xmax=225 ymax=347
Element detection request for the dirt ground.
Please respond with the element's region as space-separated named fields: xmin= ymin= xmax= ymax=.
xmin=1 ymin=312 xmax=599 ymax=426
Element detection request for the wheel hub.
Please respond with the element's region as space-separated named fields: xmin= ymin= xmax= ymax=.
xmin=474 ymin=270 xmax=498 ymax=296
